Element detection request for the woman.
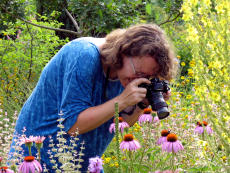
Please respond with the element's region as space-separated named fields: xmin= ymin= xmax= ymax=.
xmin=9 ymin=24 xmax=177 ymax=172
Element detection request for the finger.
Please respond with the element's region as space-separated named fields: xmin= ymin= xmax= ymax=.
xmin=131 ymin=78 xmax=151 ymax=86
xmin=136 ymin=87 xmax=147 ymax=94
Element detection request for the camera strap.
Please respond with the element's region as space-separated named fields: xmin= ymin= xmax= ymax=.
xmin=102 ymin=67 xmax=110 ymax=101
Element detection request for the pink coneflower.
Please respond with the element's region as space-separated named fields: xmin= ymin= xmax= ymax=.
xmin=138 ymin=108 xmax=153 ymax=125
xmin=0 ymin=167 xmax=14 ymax=173
xmin=153 ymin=115 xmax=160 ymax=123
xmin=162 ymin=133 xmax=184 ymax=153
xmin=195 ymin=121 xmax=213 ymax=134
xmin=18 ymin=156 xmax=42 ymax=173
xmin=120 ymin=134 xmax=141 ymax=151
xmin=157 ymin=130 xmax=170 ymax=145
xmin=109 ymin=117 xmax=129 ymax=133
xmin=88 ymin=156 xmax=103 ymax=173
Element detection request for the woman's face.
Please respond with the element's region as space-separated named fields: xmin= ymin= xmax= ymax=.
xmin=117 ymin=55 xmax=159 ymax=87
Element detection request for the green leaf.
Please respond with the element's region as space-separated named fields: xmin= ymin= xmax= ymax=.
xmin=145 ymin=3 xmax=152 ymax=15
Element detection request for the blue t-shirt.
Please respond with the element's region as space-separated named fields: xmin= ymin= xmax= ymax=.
xmin=9 ymin=38 xmax=124 ymax=172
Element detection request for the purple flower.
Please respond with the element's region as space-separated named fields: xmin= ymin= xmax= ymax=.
xmin=0 ymin=167 xmax=14 ymax=173
xmin=194 ymin=121 xmax=213 ymax=134
xmin=120 ymin=134 xmax=141 ymax=151
xmin=18 ymin=156 xmax=42 ymax=173
xmin=88 ymin=156 xmax=103 ymax=173
xmin=194 ymin=125 xmax=204 ymax=134
xmin=162 ymin=133 xmax=184 ymax=153
xmin=157 ymin=130 xmax=170 ymax=145
xmin=138 ymin=113 xmax=153 ymax=125
xmin=138 ymin=108 xmax=154 ymax=125
xmin=205 ymin=126 xmax=213 ymax=134
xmin=153 ymin=115 xmax=160 ymax=123
xmin=109 ymin=117 xmax=129 ymax=133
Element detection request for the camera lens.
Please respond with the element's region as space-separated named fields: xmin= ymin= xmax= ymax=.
xmin=157 ymin=107 xmax=170 ymax=119
xmin=148 ymin=92 xmax=169 ymax=120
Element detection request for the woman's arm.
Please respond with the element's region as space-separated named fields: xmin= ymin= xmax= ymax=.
xmin=68 ymin=78 xmax=150 ymax=135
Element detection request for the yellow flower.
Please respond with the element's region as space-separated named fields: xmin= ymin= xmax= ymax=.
xmin=177 ymin=55 xmax=181 ymax=59
xmin=181 ymin=62 xmax=186 ymax=66
xmin=171 ymin=114 xmax=176 ymax=117
xmin=222 ymin=156 xmax=227 ymax=162
xmin=181 ymin=107 xmax=187 ymax=111
xmin=180 ymin=76 xmax=185 ymax=80
xmin=109 ymin=163 xmax=114 ymax=167
xmin=181 ymin=81 xmax=186 ymax=85
xmin=104 ymin=157 xmax=111 ymax=164
xmin=186 ymin=95 xmax=192 ymax=99
xmin=114 ymin=162 xmax=119 ymax=168
xmin=188 ymin=71 xmax=194 ymax=77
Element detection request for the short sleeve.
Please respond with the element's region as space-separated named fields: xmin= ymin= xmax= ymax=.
xmin=58 ymin=41 xmax=101 ymax=132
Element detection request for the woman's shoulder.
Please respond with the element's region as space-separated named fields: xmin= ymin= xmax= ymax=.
xmin=65 ymin=37 xmax=105 ymax=52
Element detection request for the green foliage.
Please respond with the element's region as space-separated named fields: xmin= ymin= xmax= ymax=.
xmin=0 ymin=0 xmax=26 ymax=31
xmin=142 ymin=0 xmax=183 ymax=25
xmin=68 ymin=0 xmax=143 ymax=37
xmin=0 ymin=19 xmax=68 ymax=116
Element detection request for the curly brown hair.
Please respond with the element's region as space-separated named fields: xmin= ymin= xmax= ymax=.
xmin=100 ymin=24 xmax=178 ymax=81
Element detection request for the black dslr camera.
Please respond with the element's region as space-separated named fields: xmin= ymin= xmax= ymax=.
xmin=138 ymin=78 xmax=170 ymax=120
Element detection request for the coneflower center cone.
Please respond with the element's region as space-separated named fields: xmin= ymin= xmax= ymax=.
xmin=124 ymin=134 xmax=134 ymax=141
xmin=143 ymin=108 xmax=152 ymax=114
xmin=197 ymin=121 xmax=202 ymax=126
xmin=161 ymin=130 xmax=170 ymax=137
xmin=1 ymin=167 xmax=8 ymax=170
xmin=167 ymin=133 xmax=178 ymax=142
xmin=113 ymin=117 xmax=124 ymax=123
xmin=203 ymin=121 xmax=208 ymax=126
xmin=24 ymin=156 xmax=35 ymax=162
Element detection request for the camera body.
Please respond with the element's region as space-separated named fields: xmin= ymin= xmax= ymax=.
xmin=138 ymin=78 xmax=170 ymax=119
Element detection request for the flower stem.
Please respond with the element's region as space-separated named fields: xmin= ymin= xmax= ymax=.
xmin=115 ymin=103 xmax=121 ymax=173
xmin=128 ymin=151 xmax=134 ymax=173
xmin=29 ymin=146 xmax=32 ymax=156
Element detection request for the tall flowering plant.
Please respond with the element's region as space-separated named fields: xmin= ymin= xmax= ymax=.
xmin=181 ymin=0 xmax=230 ymax=170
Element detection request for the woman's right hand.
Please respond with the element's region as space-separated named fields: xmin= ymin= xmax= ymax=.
xmin=117 ymin=78 xmax=151 ymax=109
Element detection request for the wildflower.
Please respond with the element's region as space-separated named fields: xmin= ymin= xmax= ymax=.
xmin=103 ymin=157 xmax=111 ymax=164
xmin=181 ymin=62 xmax=186 ymax=66
xmin=138 ymin=108 xmax=153 ymax=125
xmin=195 ymin=121 xmax=213 ymax=134
xmin=153 ymin=114 xmax=160 ymax=123
xmin=34 ymin=136 xmax=46 ymax=163
xmin=157 ymin=130 xmax=170 ymax=145
xmin=88 ymin=156 xmax=103 ymax=173
xmin=19 ymin=135 xmax=34 ymax=156
xmin=16 ymin=29 xmax=22 ymax=39
xmin=34 ymin=136 xmax=46 ymax=147
xmin=18 ymin=156 xmax=42 ymax=173
xmin=162 ymin=133 xmax=184 ymax=153
xmin=120 ymin=134 xmax=141 ymax=151
xmin=19 ymin=135 xmax=34 ymax=145
xmin=109 ymin=117 xmax=129 ymax=133
xmin=0 ymin=167 xmax=14 ymax=173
